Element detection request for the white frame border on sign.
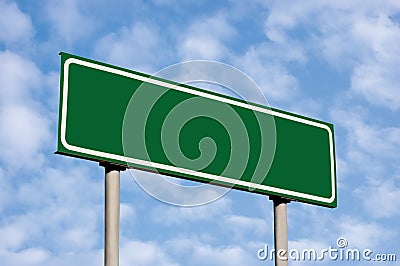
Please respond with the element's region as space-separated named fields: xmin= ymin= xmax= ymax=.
xmin=61 ymin=57 xmax=336 ymax=204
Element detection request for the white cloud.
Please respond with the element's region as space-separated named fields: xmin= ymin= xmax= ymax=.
xmin=42 ymin=71 xmax=61 ymax=114
xmin=355 ymin=176 xmax=400 ymax=218
xmin=288 ymin=238 xmax=329 ymax=265
xmin=95 ymin=22 xmax=167 ymax=72
xmin=0 ymin=224 xmax=29 ymax=250
xmin=120 ymin=203 xmax=135 ymax=222
xmin=181 ymin=36 xmax=225 ymax=59
xmin=337 ymin=216 xmax=392 ymax=250
xmin=264 ymin=0 xmax=400 ymax=109
xmin=237 ymin=46 xmax=298 ymax=101
xmin=223 ymin=215 xmax=268 ymax=240
xmin=45 ymin=0 xmax=94 ymax=44
xmin=352 ymin=61 xmax=400 ymax=111
xmin=129 ymin=169 xmax=230 ymax=206
xmin=120 ymin=240 xmax=178 ymax=266
xmin=0 ymin=247 xmax=49 ymax=266
xmin=15 ymin=166 xmax=102 ymax=210
xmin=0 ymin=248 xmax=102 ymax=266
xmin=0 ymin=51 xmax=54 ymax=170
xmin=265 ymin=1 xmax=400 ymax=46
xmin=190 ymin=244 xmax=250 ymax=266
xmin=0 ymin=1 xmax=34 ymax=45
xmin=178 ymin=14 xmax=235 ymax=60
xmin=0 ymin=167 xmax=10 ymax=212
xmin=330 ymin=106 xmax=400 ymax=219
xmin=287 ymin=204 xmax=339 ymax=244
xmin=0 ymin=104 xmax=50 ymax=170
xmin=165 ymin=237 xmax=257 ymax=266
xmin=151 ymin=196 xmax=231 ymax=225
xmin=44 ymin=250 xmax=102 ymax=266
xmin=331 ymin=108 xmax=400 ymax=159
xmin=350 ymin=14 xmax=400 ymax=110
xmin=335 ymin=156 xmax=349 ymax=189
xmin=283 ymin=213 xmax=396 ymax=262
xmin=0 ymin=166 xmax=103 ymax=256
xmin=0 ymin=51 xmax=41 ymax=105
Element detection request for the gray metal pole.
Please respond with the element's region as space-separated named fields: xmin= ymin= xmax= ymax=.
xmin=103 ymin=164 xmax=122 ymax=266
xmin=273 ymin=197 xmax=289 ymax=266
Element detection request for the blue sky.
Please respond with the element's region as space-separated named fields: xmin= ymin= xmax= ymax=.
xmin=1 ymin=0 xmax=400 ymax=265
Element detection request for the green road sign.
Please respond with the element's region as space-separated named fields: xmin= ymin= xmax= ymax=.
xmin=57 ymin=52 xmax=337 ymax=208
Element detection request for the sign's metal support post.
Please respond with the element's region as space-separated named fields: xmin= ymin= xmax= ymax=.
xmin=271 ymin=196 xmax=290 ymax=266
xmin=101 ymin=163 xmax=125 ymax=266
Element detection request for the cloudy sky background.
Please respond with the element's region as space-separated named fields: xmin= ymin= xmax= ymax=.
xmin=0 ymin=0 xmax=399 ymax=265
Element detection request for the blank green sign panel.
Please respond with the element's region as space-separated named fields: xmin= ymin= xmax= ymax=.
xmin=57 ymin=52 xmax=337 ymax=207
